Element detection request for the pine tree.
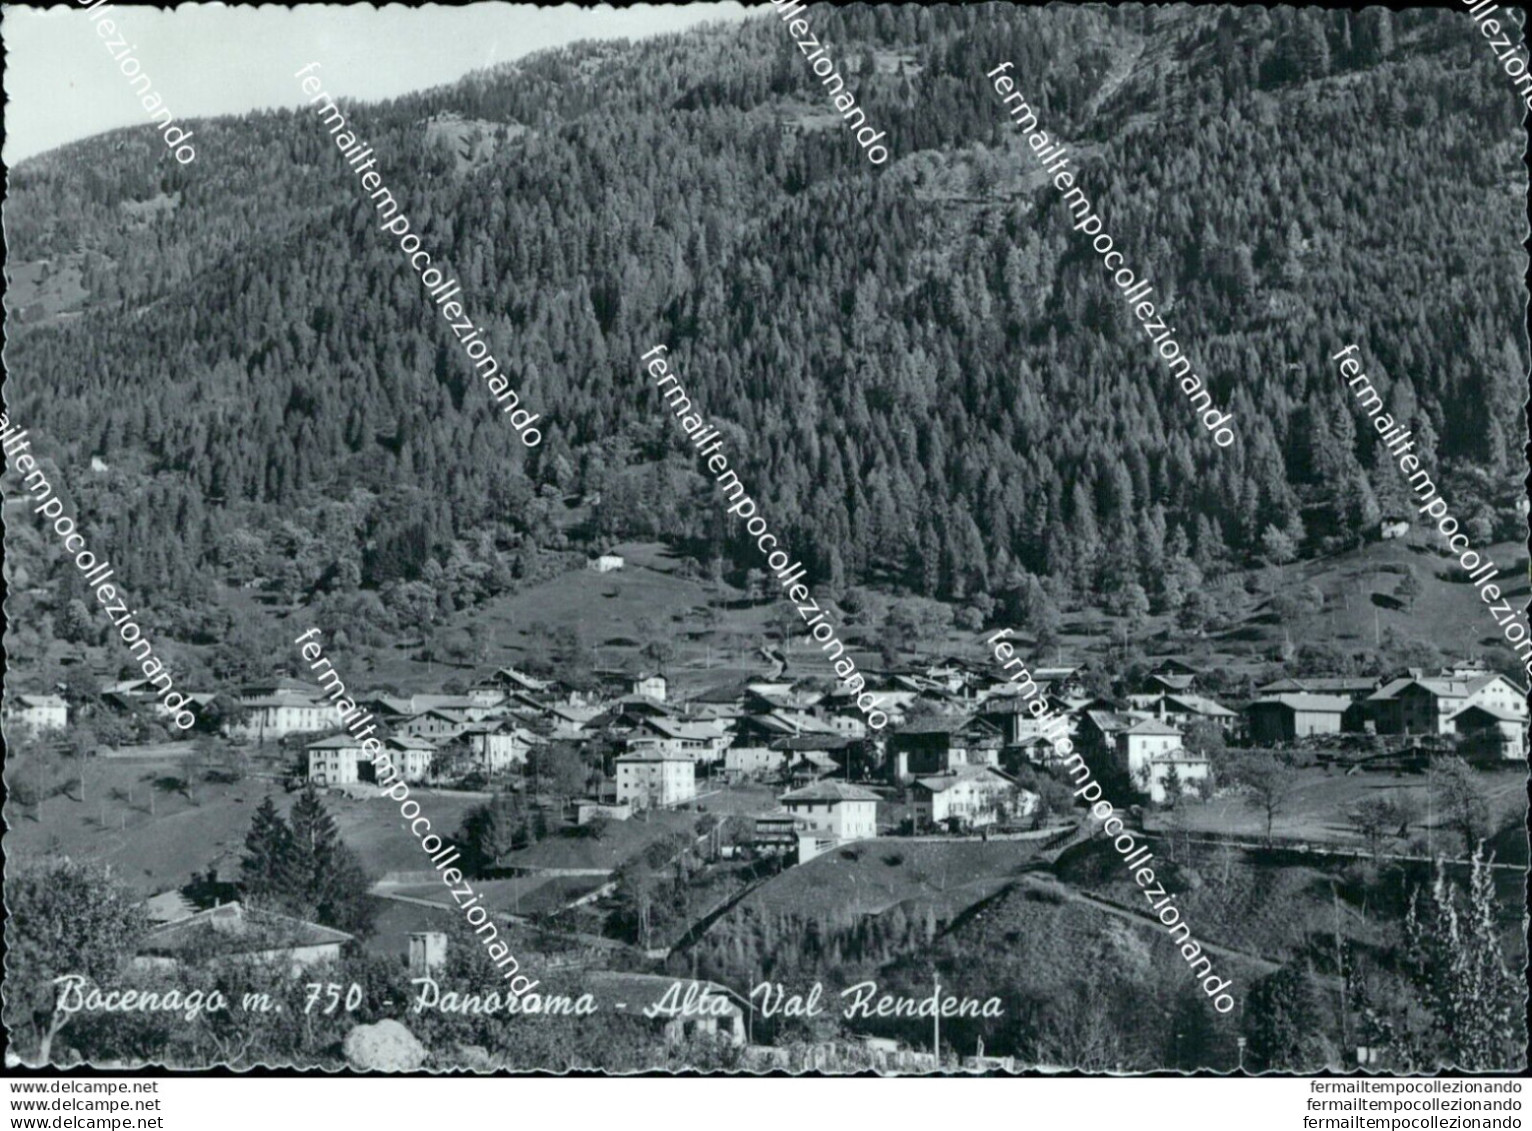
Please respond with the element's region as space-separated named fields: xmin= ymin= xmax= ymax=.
xmin=240 ymin=795 xmax=296 ymax=908
xmin=283 ymin=784 xmax=375 ymax=936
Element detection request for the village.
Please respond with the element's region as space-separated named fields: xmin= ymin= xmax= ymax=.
xmin=8 ymin=592 xmax=1528 ymax=1068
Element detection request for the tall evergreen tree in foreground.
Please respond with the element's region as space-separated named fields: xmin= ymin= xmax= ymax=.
xmin=240 ymin=787 xmax=375 ymax=938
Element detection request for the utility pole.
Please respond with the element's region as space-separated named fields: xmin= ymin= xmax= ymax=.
xmin=932 ymin=971 xmax=941 ymax=1063
xmin=1332 ymin=883 xmax=1351 ymax=1053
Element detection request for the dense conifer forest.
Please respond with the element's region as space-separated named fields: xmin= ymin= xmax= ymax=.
xmin=5 ymin=5 xmax=1525 ymax=668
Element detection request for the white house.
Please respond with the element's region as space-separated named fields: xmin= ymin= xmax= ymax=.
xmin=460 ymin=724 xmax=537 ymax=774
xmin=778 ymin=781 xmax=879 ymax=842
xmin=1105 ymin=718 xmax=1210 ymax=802
xmin=5 ymin=693 xmax=68 ymax=732
xmin=1368 ymin=672 xmax=1528 ymax=735
xmin=380 ymin=735 xmax=436 ymax=783
xmin=724 ymin=745 xmax=790 ymax=780
xmin=615 ymin=752 xmax=696 ymax=810
xmin=228 ymin=688 xmax=335 ymax=742
xmin=590 ymin=554 xmax=625 ymax=573
xmin=1136 ymin=749 xmax=1211 ymax=804
xmin=629 ymin=672 xmax=668 ymax=702
xmin=626 ymin=717 xmax=728 ymax=761
xmin=305 ymin=734 xmax=371 ymax=785
xmin=133 ymin=902 xmax=351 ymax=975
xmin=910 ymin=765 xmax=1033 ymax=830
xmin=1115 ymin=718 xmax=1183 ymax=779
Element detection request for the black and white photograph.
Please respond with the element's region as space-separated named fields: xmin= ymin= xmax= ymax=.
xmin=1 ymin=0 xmax=1528 ymax=1103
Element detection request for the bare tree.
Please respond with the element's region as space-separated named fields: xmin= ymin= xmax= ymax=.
xmin=1427 ymin=758 xmax=1490 ymax=856
xmin=1238 ymin=753 xmax=1300 ymax=844
xmin=1348 ymin=796 xmax=1397 ymax=860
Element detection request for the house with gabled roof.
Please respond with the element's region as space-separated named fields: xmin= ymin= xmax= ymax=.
xmin=626 ymin=717 xmax=729 ymax=761
xmin=1113 ymin=718 xmax=1181 ymax=778
xmin=1078 ymin=709 xmax=1146 ymax=762
xmin=1367 ymin=672 xmax=1528 ymax=736
xmin=615 ymin=751 xmax=696 ymax=810
xmin=723 ymin=713 xmax=800 ymax=780
xmin=778 ymin=780 xmax=879 ymax=843
xmin=1103 ymin=719 xmax=1211 ymax=803
xmin=1255 ymin=676 xmax=1380 ymax=701
xmin=396 ymin=707 xmax=471 ymax=741
xmin=381 ymin=734 xmax=437 ymax=782
xmin=132 ymin=902 xmax=352 ymax=974
xmin=476 ymin=666 xmax=551 ymax=695
xmin=306 ymin=733 xmax=372 ymax=785
xmin=628 ymin=672 xmax=667 ymax=702
xmin=1143 ymin=671 xmax=1197 ymax=694
xmin=887 ymin=715 xmax=1004 ymax=782
xmin=785 ymin=749 xmax=843 ymax=786
xmin=1246 ymin=694 xmax=1349 ymax=744
xmin=228 ymin=686 xmax=335 ymax=741
xmin=457 ymin=721 xmax=540 ymax=774
xmin=976 ymin=688 xmax=1070 ymax=744
xmin=4 ymin=693 xmax=68 ymax=732
xmin=1447 ymin=703 xmax=1527 ymax=761
xmin=585 ymin=695 xmax=676 ymax=735
xmin=910 ymin=764 xmax=1033 ymax=830
xmin=1128 ymin=692 xmax=1238 ymax=732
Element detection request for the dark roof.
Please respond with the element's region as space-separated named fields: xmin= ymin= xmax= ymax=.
xmin=1124 ymin=719 xmax=1182 ymax=736
xmin=1257 ymin=677 xmax=1379 ymax=696
xmin=1248 ymin=693 xmax=1351 ymax=713
xmin=912 ymin=765 xmax=1018 ymax=792
xmin=894 ymin=715 xmax=995 ymax=736
xmin=977 ymin=692 xmax=1057 ymax=716
xmin=769 ymin=734 xmax=851 ymax=752
xmin=781 ymin=781 xmax=880 ymax=804
xmin=1084 ymin=710 xmax=1139 ymax=732
xmin=692 ymin=681 xmax=752 ymax=704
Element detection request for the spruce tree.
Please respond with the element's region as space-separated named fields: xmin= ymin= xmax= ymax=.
xmin=240 ymin=795 xmax=296 ymax=908
xmin=282 ymin=784 xmax=375 ymax=937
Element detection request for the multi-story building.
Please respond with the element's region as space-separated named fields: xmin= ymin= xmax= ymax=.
xmin=305 ymin=734 xmax=371 ymax=785
xmin=1368 ymin=672 xmax=1528 ymax=735
xmin=626 ymin=718 xmax=729 ymax=761
xmin=4 ymin=693 xmax=68 ymax=732
xmin=910 ymin=765 xmax=1033 ymax=830
xmin=778 ymin=780 xmax=879 ymax=841
xmin=381 ymin=735 xmax=437 ymax=783
xmin=396 ymin=708 xmax=470 ymax=742
xmin=1095 ymin=718 xmax=1207 ymax=802
xmin=887 ymin=716 xmax=1003 ymax=781
xmin=1448 ymin=704 xmax=1527 ymax=760
xmin=614 ymin=752 xmax=696 ymax=810
xmin=459 ymin=723 xmax=536 ymax=774
xmin=229 ymin=686 xmax=335 ymax=742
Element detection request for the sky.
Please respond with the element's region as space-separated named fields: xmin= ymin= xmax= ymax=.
xmin=2 ymin=2 xmax=754 ymax=164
